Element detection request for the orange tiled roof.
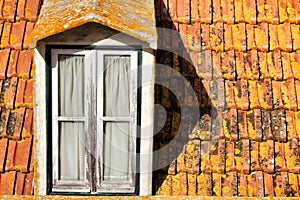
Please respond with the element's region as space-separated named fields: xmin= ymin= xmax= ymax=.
xmin=154 ymin=0 xmax=300 ymax=197
xmin=0 ymin=0 xmax=40 ymax=195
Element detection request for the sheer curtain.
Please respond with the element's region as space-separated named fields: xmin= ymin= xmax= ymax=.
xmin=103 ymin=56 xmax=131 ymax=181
xmin=59 ymin=55 xmax=85 ymax=181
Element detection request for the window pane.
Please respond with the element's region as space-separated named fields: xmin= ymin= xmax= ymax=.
xmin=58 ymin=55 xmax=85 ymax=117
xmin=103 ymin=122 xmax=130 ymax=182
xmin=103 ymin=56 xmax=130 ymax=117
xmin=59 ymin=122 xmax=85 ymax=181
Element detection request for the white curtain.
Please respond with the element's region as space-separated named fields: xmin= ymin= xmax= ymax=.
xmin=59 ymin=55 xmax=85 ymax=181
xmin=103 ymin=56 xmax=131 ymax=181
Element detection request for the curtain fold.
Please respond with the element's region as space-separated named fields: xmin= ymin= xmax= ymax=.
xmin=59 ymin=55 xmax=85 ymax=181
xmin=103 ymin=56 xmax=131 ymax=181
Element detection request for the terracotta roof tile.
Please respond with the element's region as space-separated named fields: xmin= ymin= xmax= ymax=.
xmin=4 ymin=77 xmax=17 ymax=109
xmin=0 ymin=48 xmax=10 ymax=79
xmin=0 ymin=171 xmax=16 ymax=195
xmin=282 ymin=79 xmax=298 ymax=110
xmin=0 ymin=138 xmax=7 ymax=172
xmin=200 ymin=24 xmax=211 ymax=50
xmin=14 ymin=136 xmax=32 ymax=172
xmin=221 ymin=50 xmax=235 ymax=80
xmin=291 ymin=24 xmax=300 ymax=50
xmin=272 ymin=109 xmax=287 ymax=141
xmin=245 ymin=50 xmax=260 ymax=80
xmin=211 ymin=51 xmax=222 ymax=79
xmin=7 ymin=50 xmax=19 ymax=78
xmin=258 ymin=80 xmax=273 ymax=110
xmin=14 ymin=172 xmax=25 ymax=195
xmin=0 ymin=22 xmax=11 ymax=49
xmin=221 ymin=0 xmax=234 ymax=24
xmin=23 ymin=22 xmax=34 ymax=49
xmin=212 ymin=0 xmax=222 ymax=23
xmin=187 ymin=173 xmax=196 ymax=195
xmin=269 ymin=24 xmax=280 ymax=51
xmin=0 ymin=108 xmax=9 ymax=137
xmin=255 ymin=23 xmax=269 ymax=52
xmin=258 ymin=52 xmax=270 ymax=79
xmin=246 ymin=24 xmax=256 ymax=50
xmin=17 ymin=50 xmax=32 ymax=79
xmin=9 ymin=21 xmax=25 ymax=50
xmin=282 ymin=52 xmax=294 ymax=79
xmin=13 ymin=108 xmax=25 ymax=140
xmin=0 ymin=0 xmax=4 ymax=20
xmin=198 ymin=0 xmax=212 ymax=23
xmin=190 ymin=0 xmax=198 ymax=22
xmin=16 ymin=0 xmax=25 ymax=21
xmin=243 ymin=0 xmax=256 ymax=24
xmin=288 ymin=172 xmax=299 ymax=196
xmin=286 ymin=110 xmax=297 ymax=140
xmin=234 ymin=0 xmax=244 ymax=23
xmin=176 ymin=0 xmax=190 ymax=23
xmin=266 ymin=0 xmax=280 ymax=24
xmin=223 ymin=24 xmax=233 ymax=51
xmin=24 ymin=0 xmax=41 ymax=22
xmin=3 ymin=0 xmax=17 ymax=22
xmin=232 ymin=23 xmax=246 ymax=52
xmin=268 ymin=50 xmax=283 ymax=80
xmin=5 ymin=139 xmax=16 ymax=171
xmin=210 ymin=22 xmax=224 ymax=52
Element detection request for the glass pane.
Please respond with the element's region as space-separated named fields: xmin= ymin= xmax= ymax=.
xmin=58 ymin=55 xmax=85 ymax=117
xmin=103 ymin=56 xmax=130 ymax=117
xmin=103 ymin=122 xmax=130 ymax=182
xmin=59 ymin=122 xmax=85 ymax=181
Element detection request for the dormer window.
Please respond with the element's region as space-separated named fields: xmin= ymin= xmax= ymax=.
xmin=50 ymin=48 xmax=139 ymax=194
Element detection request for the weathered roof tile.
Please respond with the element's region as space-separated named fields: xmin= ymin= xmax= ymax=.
xmin=212 ymin=0 xmax=222 ymax=23
xmin=16 ymin=0 xmax=26 ymax=21
xmin=246 ymin=24 xmax=256 ymax=50
xmin=232 ymin=23 xmax=246 ymax=52
xmin=23 ymin=172 xmax=33 ymax=195
xmin=16 ymin=50 xmax=32 ymax=79
xmin=14 ymin=172 xmax=25 ymax=195
xmin=0 ymin=108 xmax=10 ymax=137
xmin=5 ymin=139 xmax=16 ymax=171
xmin=255 ymin=23 xmax=269 ymax=52
xmin=10 ymin=21 xmax=26 ymax=50
xmin=223 ymin=24 xmax=233 ymax=51
xmin=13 ymin=108 xmax=25 ymax=140
xmin=0 ymin=171 xmax=16 ymax=195
xmin=221 ymin=0 xmax=234 ymax=24
xmin=3 ymin=0 xmax=17 ymax=22
xmin=25 ymin=0 xmax=41 ymax=22
xmin=0 ymin=0 xmax=4 ymax=20
xmin=177 ymin=0 xmax=190 ymax=23
xmin=0 ymin=48 xmax=10 ymax=79
xmin=23 ymin=22 xmax=34 ymax=49
xmin=7 ymin=50 xmax=19 ymax=78
xmin=14 ymin=136 xmax=32 ymax=172
xmin=281 ymin=79 xmax=298 ymax=110
xmin=209 ymin=22 xmax=224 ymax=51
xmin=0 ymin=138 xmax=8 ymax=172
xmin=198 ymin=0 xmax=212 ymax=23
xmin=1 ymin=22 xmax=11 ymax=49
xmin=234 ymin=0 xmax=244 ymax=23
xmin=4 ymin=76 xmax=17 ymax=109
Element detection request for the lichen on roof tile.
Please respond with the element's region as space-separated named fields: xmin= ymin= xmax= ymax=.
xmin=30 ymin=0 xmax=157 ymax=48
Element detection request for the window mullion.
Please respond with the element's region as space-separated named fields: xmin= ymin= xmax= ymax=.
xmin=96 ymin=50 xmax=104 ymax=189
xmin=86 ymin=50 xmax=97 ymax=192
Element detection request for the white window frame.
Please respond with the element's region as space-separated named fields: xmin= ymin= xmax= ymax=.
xmin=50 ymin=48 xmax=139 ymax=194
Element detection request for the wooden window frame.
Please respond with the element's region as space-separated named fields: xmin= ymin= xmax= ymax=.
xmin=50 ymin=48 xmax=139 ymax=194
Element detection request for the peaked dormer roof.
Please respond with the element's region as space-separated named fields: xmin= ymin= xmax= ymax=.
xmin=31 ymin=0 xmax=157 ymax=48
